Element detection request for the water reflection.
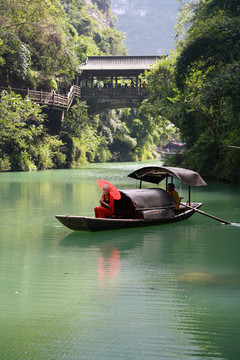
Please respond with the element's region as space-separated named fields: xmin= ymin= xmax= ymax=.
xmin=98 ymin=248 xmax=121 ymax=296
xmin=177 ymin=271 xmax=240 ymax=286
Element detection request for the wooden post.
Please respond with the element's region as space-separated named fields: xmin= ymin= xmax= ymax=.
xmin=61 ymin=110 xmax=65 ymax=122
xmin=111 ymin=76 xmax=113 ymax=94
xmin=115 ymin=76 xmax=118 ymax=95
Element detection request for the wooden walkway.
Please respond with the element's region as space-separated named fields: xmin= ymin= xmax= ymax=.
xmin=0 ymin=84 xmax=148 ymax=110
xmin=0 ymin=85 xmax=81 ymax=110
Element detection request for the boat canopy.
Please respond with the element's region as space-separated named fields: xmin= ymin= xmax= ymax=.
xmin=120 ymin=188 xmax=173 ymax=210
xmin=128 ymin=166 xmax=207 ymax=186
xmin=113 ymin=188 xmax=174 ymax=218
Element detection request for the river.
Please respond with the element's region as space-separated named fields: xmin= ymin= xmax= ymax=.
xmin=0 ymin=161 xmax=240 ymax=360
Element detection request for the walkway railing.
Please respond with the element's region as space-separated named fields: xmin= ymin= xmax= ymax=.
xmin=28 ymin=89 xmax=69 ymax=108
xmin=0 ymin=85 xmax=81 ymax=110
xmin=0 ymin=84 xmax=146 ymax=109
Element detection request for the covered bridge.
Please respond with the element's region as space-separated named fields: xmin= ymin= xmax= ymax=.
xmin=77 ymin=55 xmax=162 ymax=109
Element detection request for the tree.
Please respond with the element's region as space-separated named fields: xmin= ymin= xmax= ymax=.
xmin=0 ymin=0 xmax=70 ymax=88
xmin=173 ymin=0 xmax=240 ymax=180
xmin=142 ymin=0 xmax=240 ymax=181
xmin=61 ymin=99 xmax=102 ymax=165
xmin=0 ymin=0 xmax=127 ymax=89
xmin=0 ymin=91 xmax=65 ymax=171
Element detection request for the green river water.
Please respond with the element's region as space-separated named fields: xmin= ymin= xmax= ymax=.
xmin=0 ymin=161 xmax=240 ymax=360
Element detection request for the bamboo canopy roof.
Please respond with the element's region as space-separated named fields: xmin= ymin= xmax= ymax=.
xmin=128 ymin=166 xmax=207 ymax=186
xmin=79 ymin=55 xmax=162 ymax=77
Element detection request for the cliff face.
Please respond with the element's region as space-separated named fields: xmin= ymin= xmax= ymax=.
xmin=84 ymin=0 xmax=111 ymax=11
xmin=92 ymin=0 xmax=111 ymax=12
xmin=83 ymin=0 xmax=114 ymax=28
xmin=111 ymin=0 xmax=180 ymax=55
xmin=112 ymin=0 xmax=149 ymax=16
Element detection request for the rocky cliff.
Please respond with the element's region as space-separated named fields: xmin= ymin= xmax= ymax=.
xmin=83 ymin=0 xmax=114 ymax=28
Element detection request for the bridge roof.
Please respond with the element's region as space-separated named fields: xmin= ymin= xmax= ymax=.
xmin=79 ymin=56 xmax=162 ymax=77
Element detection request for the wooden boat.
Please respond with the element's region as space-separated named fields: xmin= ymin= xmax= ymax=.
xmin=56 ymin=166 xmax=207 ymax=232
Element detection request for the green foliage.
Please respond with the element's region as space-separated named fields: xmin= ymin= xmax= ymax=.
xmin=0 ymin=91 xmax=65 ymax=171
xmin=0 ymin=0 xmax=127 ymax=89
xmin=96 ymin=108 xmax=166 ymax=162
xmin=38 ymin=136 xmax=66 ymax=170
xmin=0 ymin=155 xmax=11 ymax=172
xmin=0 ymin=0 xmax=176 ymax=170
xmin=175 ymin=16 xmax=240 ymax=90
xmin=94 ymin=27 xmax=127 ymax=55
xmin=61 ymin=99 xmax=102 ymax=166
xmin=0 ymin=0 xmax=130 ymax=171
xmin=0 ymin=29 xmax=31 ymax=83
xmin=142 ymin=0 xmax=240 ymax=182
xmin=139 ymin=54 xmax=182 ymax=151
xmin=0 ymin=0 xmax=70 ymax=88
xmin=96 ymin=145 xmax=111 ymax=163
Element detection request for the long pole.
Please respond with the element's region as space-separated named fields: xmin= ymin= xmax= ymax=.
xmin=181 ymin=202 xmax=231 ymax=225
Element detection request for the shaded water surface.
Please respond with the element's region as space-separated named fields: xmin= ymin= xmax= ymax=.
xmin=0 ymin=162 xmax=240 ymax=360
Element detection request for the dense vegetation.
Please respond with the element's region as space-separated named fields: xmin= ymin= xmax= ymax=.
xmin=0 ymin=0 xmax=127 ymax=90
xmin=0 ymin=0 xmax=168 ymax=171
xmin=0 ymin=91 xmax=65 ymax=171
xmin=1 ymin=0 xmax=240 ymax=182
xmin=141 ymin=0 xmax=240 ymax=182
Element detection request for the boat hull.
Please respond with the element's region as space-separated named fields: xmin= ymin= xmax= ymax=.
xmin=56 ymin=203 xmax=202 ymax=232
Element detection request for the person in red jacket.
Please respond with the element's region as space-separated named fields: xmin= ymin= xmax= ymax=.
xmin=94 ymin=184 xmax=115 ymax=218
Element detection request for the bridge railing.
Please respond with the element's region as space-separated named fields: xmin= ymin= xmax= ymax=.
xmin=28 ymin=90 xmax=69 ymax=108
xmin=67 ymin=85 xmax=81 ymax=109
xmin=0 ymin=87 xmax=28 ymax=97
xmin=0 ymin=86 xmax=81 ymax=109
xmin=81 ymin=86 xmax=147 ymax=98
xmin=1 ymin=84 xmax=146 ymax=108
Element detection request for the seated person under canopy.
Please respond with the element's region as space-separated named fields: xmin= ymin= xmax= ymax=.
xmin=167 ymin=183 xmax=180 ymax=210
xmin=94 ymin=184 xmax=115 ymax=218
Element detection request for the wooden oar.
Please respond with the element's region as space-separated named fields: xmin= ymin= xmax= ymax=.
xmin=180 ymin=202 xmax=231 ymax=225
